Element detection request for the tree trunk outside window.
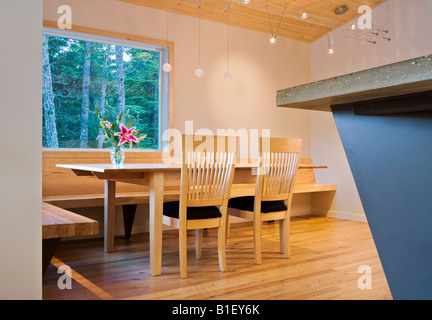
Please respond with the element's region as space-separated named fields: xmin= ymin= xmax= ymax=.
xmin=42 ymin=35 xmax=59 ymax=148
xmin=80 ymin=41 xmax=92 ymax=148
xmin=115 ymin=45 xmax=125 ymax=123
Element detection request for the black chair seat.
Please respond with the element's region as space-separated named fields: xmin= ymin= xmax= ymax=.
xmin=228 ymin=196 xmax=287 ymax=213
xmin=163 ymin=201 xmax=222 ymax=220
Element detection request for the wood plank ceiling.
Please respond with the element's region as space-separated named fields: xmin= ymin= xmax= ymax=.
xmin=119 ymin=0 xmax=388 ymax=42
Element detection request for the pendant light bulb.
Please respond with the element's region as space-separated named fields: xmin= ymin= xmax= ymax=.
xmin=270 ymin=36 xmax=276 ymax=44
xmin=162 ymin=63 xmax=172 ymax=72
xmin=224 ymin=71 xmax=232 ymax=78
xmin=195 ymin=68 xmax=204 ymax=77
xmin=328 ymin=46 xmax=334 ymax=55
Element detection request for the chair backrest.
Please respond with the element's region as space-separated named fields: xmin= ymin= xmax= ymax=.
xmin=258 ymin=137 xmax=302 ymax=201
xmin=181 ymin=135 xmax=237 ymax=208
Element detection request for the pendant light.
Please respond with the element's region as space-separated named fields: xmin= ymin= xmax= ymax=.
xmin=224 ymin=6 xmax=232 ymax=78
xmin=162 ymin=0 xmax=172 ymax=72
xmin=265 ymin=4 xmax=286 ymax=44
xmin=194 ymin=0 xmax=204 ymax=77
xmin=328 ymin=32 xmax=334 ymax=54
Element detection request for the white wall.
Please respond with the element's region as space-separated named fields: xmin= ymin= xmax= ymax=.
xmin=0 ymin=0 xmax=42 ymax=299
xmin=310 ymin=0 xmax=432 ymax=221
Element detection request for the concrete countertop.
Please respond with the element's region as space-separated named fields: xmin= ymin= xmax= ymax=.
xmin=277 ymin=54 xmax=432 ymax=112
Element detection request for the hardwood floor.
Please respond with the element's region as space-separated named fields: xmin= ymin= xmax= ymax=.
xmin=42 ymin=216 xmax=393 ymax=300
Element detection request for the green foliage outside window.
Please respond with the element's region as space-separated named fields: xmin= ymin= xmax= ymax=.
xmin=42 ymin=33 xmax=162 ymax=150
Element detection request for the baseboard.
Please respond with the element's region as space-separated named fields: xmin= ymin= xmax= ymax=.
xmin=291 ymin=208 xmax=314 ymax=217
xmin=313 ymin=209 xmax=368 ymax=222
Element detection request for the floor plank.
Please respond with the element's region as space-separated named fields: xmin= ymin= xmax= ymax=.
xmin=42 ymin=216 xmax=392 ymax=300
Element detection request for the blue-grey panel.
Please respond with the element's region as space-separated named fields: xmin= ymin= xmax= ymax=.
xmin=332 ymin=105 xmax=432 ymax=300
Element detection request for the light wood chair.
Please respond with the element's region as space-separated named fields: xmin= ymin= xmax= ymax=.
xmin=227 ymin=137 xmax=302 ymax=264
xmin=163 ymin=134 xmax=236 ymax=278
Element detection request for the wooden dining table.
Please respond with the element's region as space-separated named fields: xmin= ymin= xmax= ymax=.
xmin=56 ymin=162 xmax=258 ymax=276
xmin=56 ymin=162 xmax=319 ymax=276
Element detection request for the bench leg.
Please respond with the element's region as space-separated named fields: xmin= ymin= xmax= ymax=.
xmin=123 ymin=204 xmax=137 ymax=239
xmin=42 ymin=238 xmax=61 ymax=276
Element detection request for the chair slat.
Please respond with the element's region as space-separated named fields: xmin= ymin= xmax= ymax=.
xmin=261 ymin=151 xmax=299 ymax=197
xmin=185 ymin=151 xmax=235 ymax=203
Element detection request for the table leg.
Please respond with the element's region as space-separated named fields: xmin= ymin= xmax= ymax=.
xmin=104 ymin=179 xmax=116 ymax=253
xmin=149 ymin=171 xmax=164 ymax=276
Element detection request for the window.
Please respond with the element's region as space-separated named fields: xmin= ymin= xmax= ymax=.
xmin=42 ymin=28 xmax=170 ymax=150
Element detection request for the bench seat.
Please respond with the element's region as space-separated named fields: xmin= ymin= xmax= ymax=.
xmin=42 ymin=202 xmax=99 ymax=275
xmin=42 ymin=189 xmax=181 ymax=209
xmin=42 ymin=184 xmax=336 ymax=209
xmin=229 ymin=183 xmax=337 ymax=198
xmin=294 ymin=183 xmax=337 ymax=194
xmin=43 ymin=202 xmax=99 ymax=238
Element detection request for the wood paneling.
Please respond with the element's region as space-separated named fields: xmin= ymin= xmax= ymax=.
xmin=42 ymin=216 xmax=392 ymax=300
xmin=43 ymin=151 xmax=164 ymax=196
xmin=119 ymin=0 xmax=388 ymax=42
xmin=42 ymin=151 xmax=333 ymax=197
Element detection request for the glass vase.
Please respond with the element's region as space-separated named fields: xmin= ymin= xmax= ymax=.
xmin=110 ymin=146 xmax=125 ymax=167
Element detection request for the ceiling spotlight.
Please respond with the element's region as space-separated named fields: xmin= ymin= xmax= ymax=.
xmin=301 ymin=12 xmax=309 ymax=19
xmin=270 ymin=36 xmax=276 ymax=44
xmin=241 ymin=0 xmax=250 ymax=4
xmin=335 ymin=5 xmax=348 ymax=15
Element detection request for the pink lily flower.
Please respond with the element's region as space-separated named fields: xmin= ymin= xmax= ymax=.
xmin=103 ymin=121 xmax=112 ymax=129
xmin=115 ymin=124 xmax=139 ymax=148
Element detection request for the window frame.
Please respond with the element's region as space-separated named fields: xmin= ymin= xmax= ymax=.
xmin=42 ymin=20 xmax=174 ymax=153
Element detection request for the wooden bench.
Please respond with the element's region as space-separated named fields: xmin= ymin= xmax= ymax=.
xmin=43 ymin=151 xmax=336 ymax=238
xmin=42 ymin=202 xmax=99 ymax=275
xmin=42 ymin=190 xmax=180 ymax=239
